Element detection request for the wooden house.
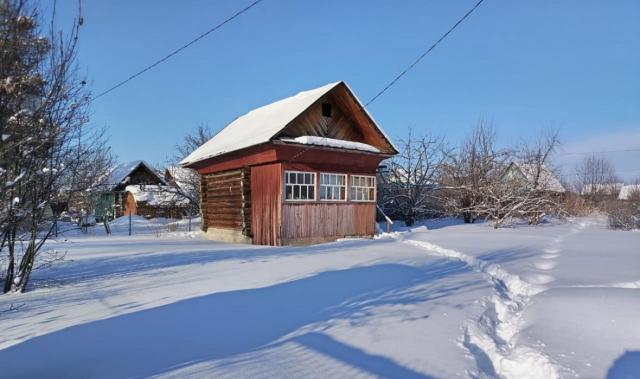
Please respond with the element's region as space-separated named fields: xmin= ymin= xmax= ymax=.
xmin=181 ymin=81 xmax=398 ymax=245
xmin=91 ymin=161 xmax=167 ymax=220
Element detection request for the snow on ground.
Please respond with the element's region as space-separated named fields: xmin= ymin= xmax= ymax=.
xmin=0 ymin=216 xmax=638 ymax=378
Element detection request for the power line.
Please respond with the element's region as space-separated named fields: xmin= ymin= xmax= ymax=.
xmin=91 ymin=0 xmax=265 ymax=102
xmin=365 ymin=0 xmax=485 ymax=107
xmin=557 ymin=148 xmax=640 ymax=156
xmin=557 ymin=168 xmax=640 ymax=178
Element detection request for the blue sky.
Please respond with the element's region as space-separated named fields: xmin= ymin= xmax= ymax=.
xmin=53 ymin=1 xmax=640 ymax=181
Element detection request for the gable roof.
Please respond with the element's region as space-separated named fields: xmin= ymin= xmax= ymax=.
xmin=503 ymin=162 xmax=565 ymax=193
xmin=92 ymin=161 xmax=165 ymax=192
xmin=180 ymin=81 xmax=396 ymax=166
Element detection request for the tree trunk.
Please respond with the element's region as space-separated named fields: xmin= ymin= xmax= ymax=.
xmin=3 ymin=254 xmax=14 ymax=293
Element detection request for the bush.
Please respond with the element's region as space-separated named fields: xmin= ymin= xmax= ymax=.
xmin=608 ymin=201 xmax=640 ymax=230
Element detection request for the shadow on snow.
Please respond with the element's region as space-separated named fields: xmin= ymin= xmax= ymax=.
xmin=0 ymin=261 xmax=472 ymax=378
xmin=29 ymin=238 xmax=398 ymax=289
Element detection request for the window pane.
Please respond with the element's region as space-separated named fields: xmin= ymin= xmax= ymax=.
xmin=368 ymin=188 xmax=375 ymax=200
xmin=340 ymin=187 xmax=346 ymax=199
xmin=293 ymin=186 xmax=300 ymax=199
xmin=286 ymin=186 xmax=292 ymax=199
xmin=309 ymin=186 xmax=314 ymax=199
xmin=301 ymin=186 xmax=307 ymax=199
xmin=297 ymin=173 xmax=303 ymax=184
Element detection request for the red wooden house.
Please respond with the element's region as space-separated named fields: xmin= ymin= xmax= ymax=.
xmin=181 ymin=81 xmax=397 ymax=245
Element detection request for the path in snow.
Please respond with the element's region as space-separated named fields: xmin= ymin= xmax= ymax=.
xmin=398 ymin=222 xmax=588 ymax=379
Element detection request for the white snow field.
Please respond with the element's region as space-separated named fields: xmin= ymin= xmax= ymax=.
xmin=0 ymin=216 xmax=639 ymax=378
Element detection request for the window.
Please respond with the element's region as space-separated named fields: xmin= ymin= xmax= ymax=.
xmin=285 ymin=171 xmax=316 ymax=201
xmin=322 ymin=102 xmax=332 ymax=118
xmin=320 ymin=173 xmax=346 ymax=201
xmin=350 ymin=175 xmax=376 ymax=202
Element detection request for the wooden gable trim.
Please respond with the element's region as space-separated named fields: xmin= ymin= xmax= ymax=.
xmin=275 ymin=82 xmax=397 ymax=155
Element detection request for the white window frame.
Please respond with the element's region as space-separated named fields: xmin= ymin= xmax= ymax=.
xmin=349 ymin=175 xmax=376 ymax=202
xmin=284 ymin=170 xmax=316 ymax=202
xmin=319 ymin=173 xmax=347 ymax=202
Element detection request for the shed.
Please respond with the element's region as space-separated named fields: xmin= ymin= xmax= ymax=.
xmin=181 ymin=81 xmax=398 ymax=245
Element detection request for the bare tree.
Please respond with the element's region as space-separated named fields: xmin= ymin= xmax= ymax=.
xmin=1 ymin=0 xmax=94 ymax=293
xmin=174 ymin=122 xmax=214 ymax=163
xmin=440 ymin=121 xmax=509 ymax=223
xmin=167 ymin=122 xmax=215 ymax=218
xmin=575 ymin=155 xmax=620 ymax=201
xmin=379 ymin=128 xmax=450 ymax=226
xmin=65 ymin=128 xmax=116 ymax=223
xmin=440 ymin=124 xmax=564 ymax=227
xmin=487 ymin=130 xmax=565 ymax=227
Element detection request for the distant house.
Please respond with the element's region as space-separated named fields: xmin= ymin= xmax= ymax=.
xmin=501 ymin=162 xmax=565 ymax=193
xmin=181 ymin=81 xmax=398 ymax=245
xmin=123 ymin=184 xmax=189 ymax=219
xmin=581 ymin=183 xmax=624 ymax=198
xmin=618 ymin=184 xmax=640 ymax=201
xmin=91 ymin=161 xmax=167 ymax=221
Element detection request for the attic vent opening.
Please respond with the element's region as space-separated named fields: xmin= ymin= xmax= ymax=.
xmin=322 ymin=103 xmax=332 ymax=118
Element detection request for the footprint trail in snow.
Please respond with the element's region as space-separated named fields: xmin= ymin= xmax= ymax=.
xmin=397 ymin=223 xmax=588 ymax=379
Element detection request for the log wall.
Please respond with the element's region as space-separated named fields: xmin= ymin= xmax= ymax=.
xmin=200 ymin=168 xmax=251 ymax=236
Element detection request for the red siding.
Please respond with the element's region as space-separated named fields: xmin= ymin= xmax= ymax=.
xmin=251 ymin=163 xmax=282 ymax=245
xmin=281 ymin=203 xmax=376 ymax=244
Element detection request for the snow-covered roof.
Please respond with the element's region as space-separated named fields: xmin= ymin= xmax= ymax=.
xmin=92 ymin=161 xmax=165 ymax=192
xmin=504 ymin=162 xmax=565 ymax=193
xmin=581 ymin=183 xmax=624 ymax=196
xmin=125 ymin=185 xmax=189 ymax=206
xmin=180 ymin=81 xmax=395 ymax=166
xmin=618 ymin=184 xmax=640 ymax=200
xmin=279 ymin=136 xmax=381 ymax=153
